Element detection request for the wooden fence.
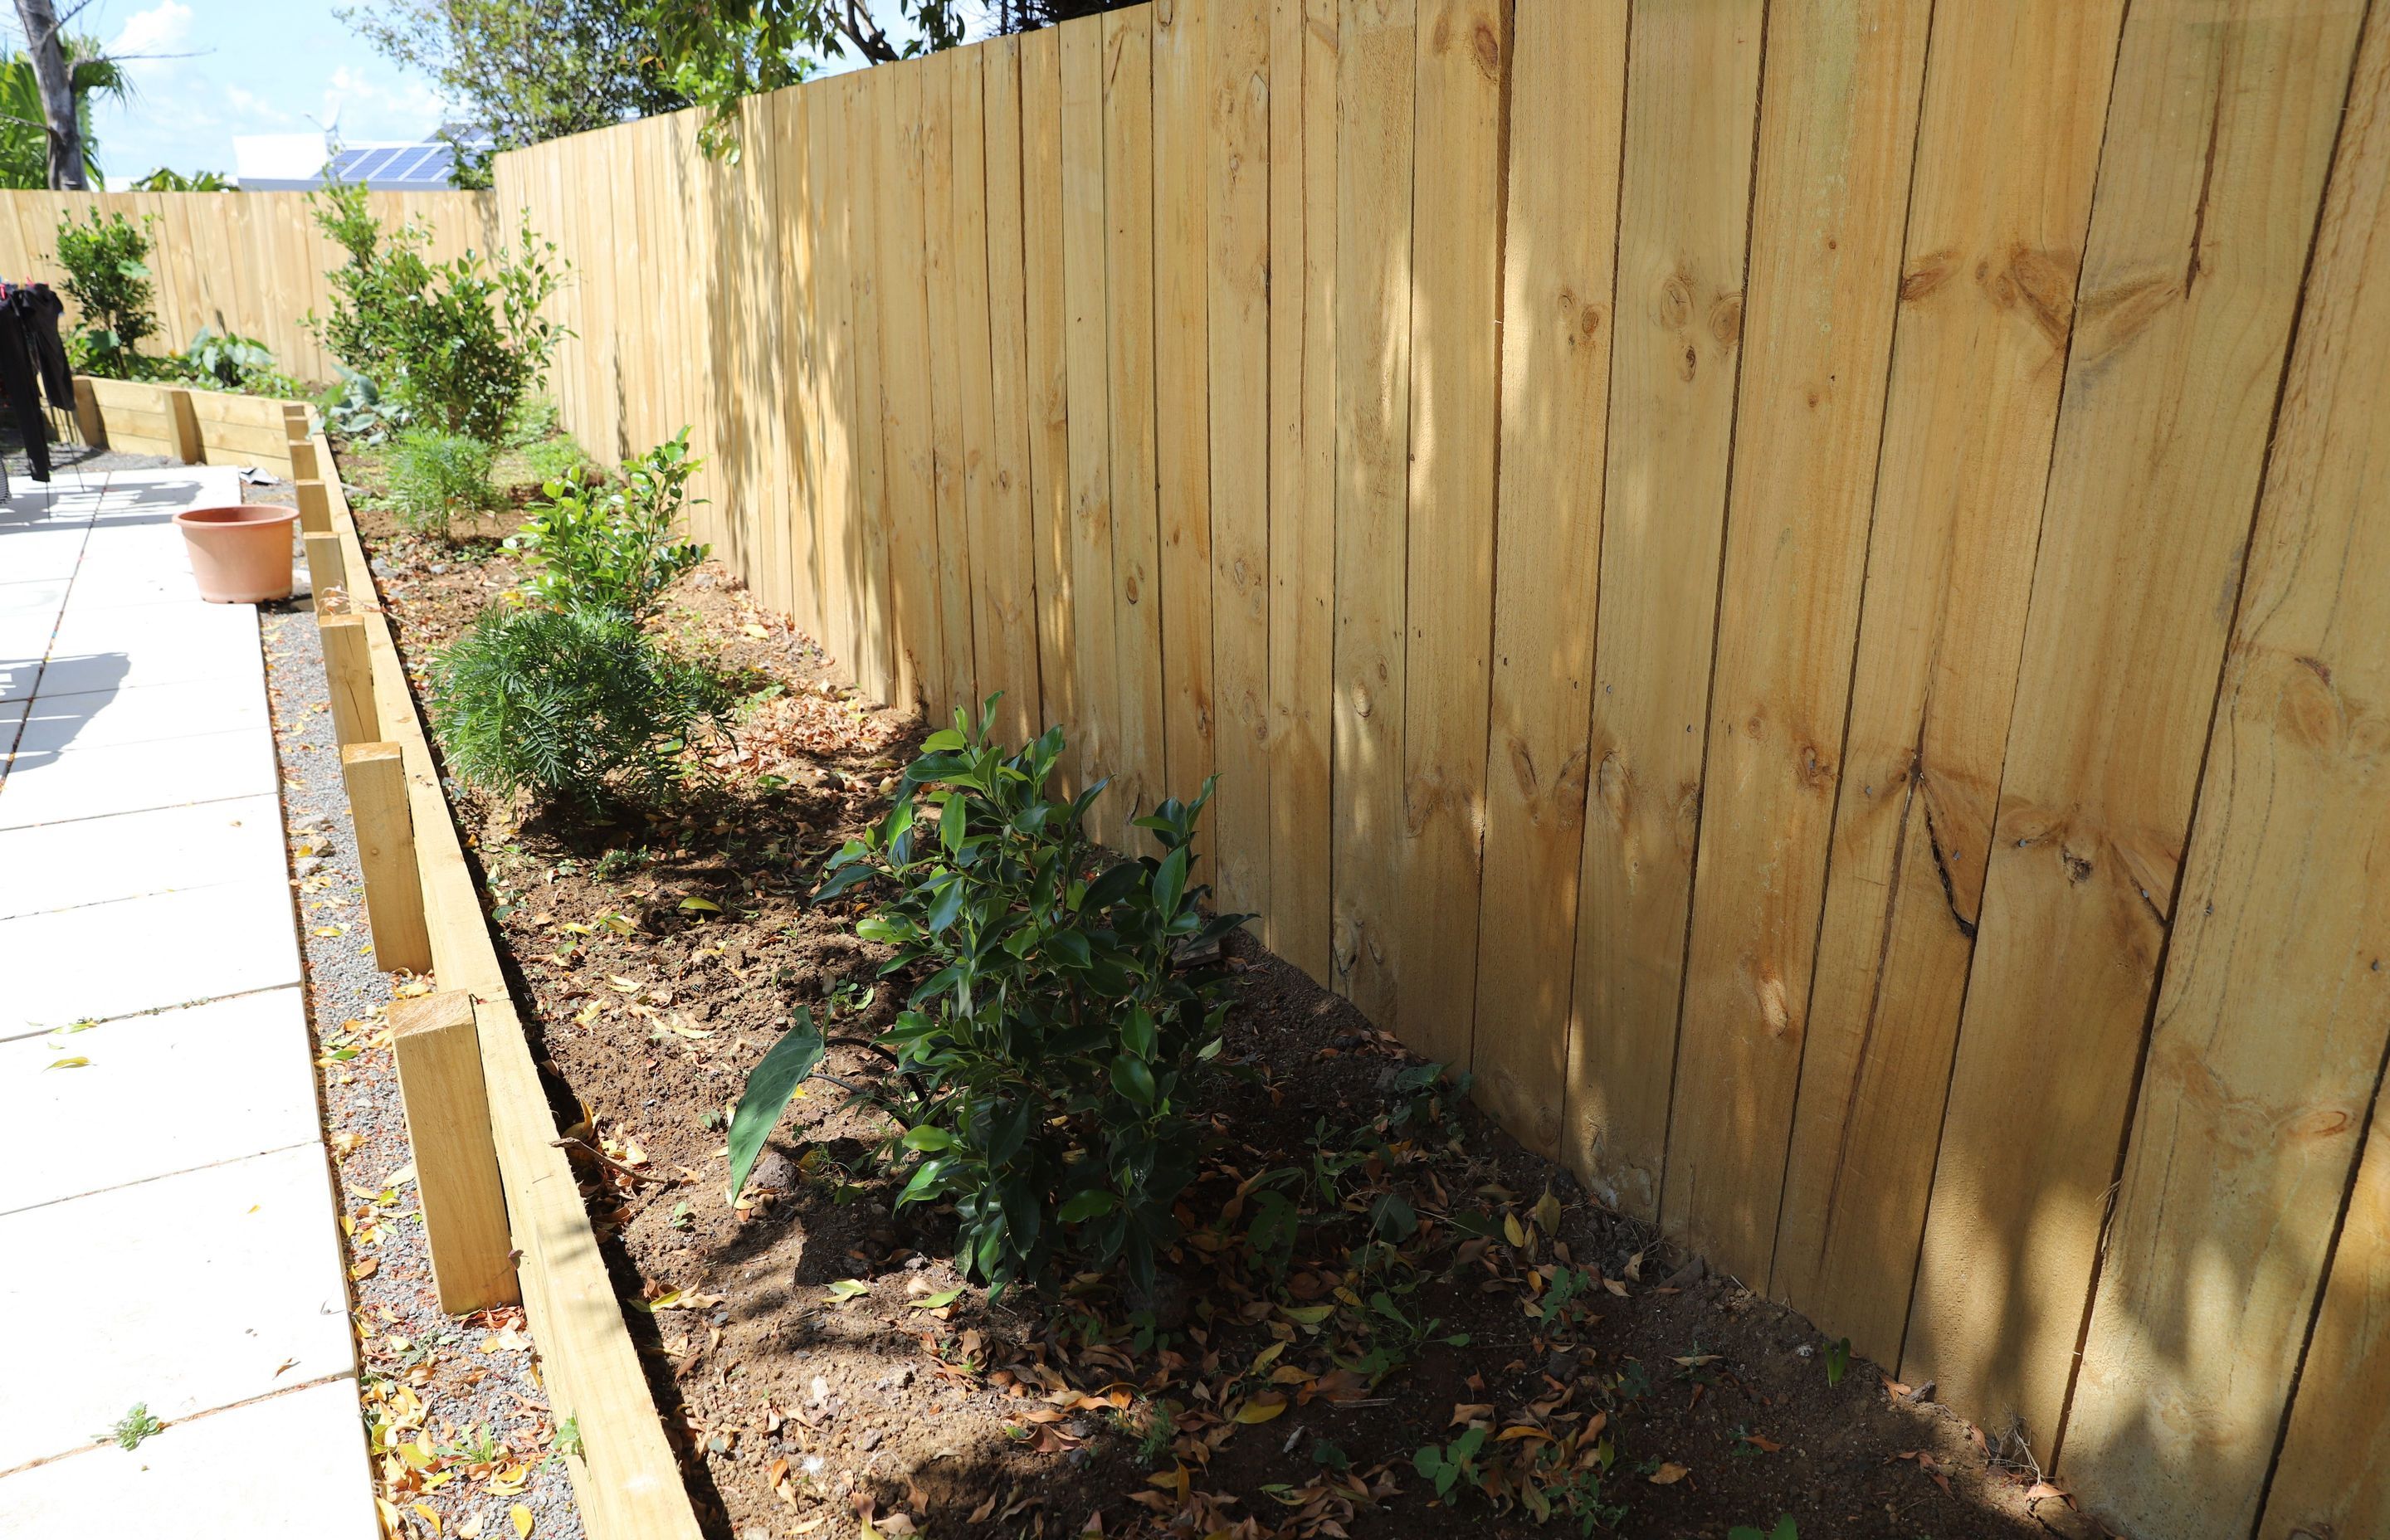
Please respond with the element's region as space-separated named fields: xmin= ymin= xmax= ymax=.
xmin=0 ymin=189 xmax=497 ymax=383
xmin=477 ymin=4 xmax=2389 ymax=1536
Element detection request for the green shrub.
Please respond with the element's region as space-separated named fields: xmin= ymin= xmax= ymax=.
xmin=387 ymin=430 xmax=499 ymax=540
xmin=729 ymin=703 xmax=1247 ymax=1299
xmin=516 ymin=434 xmax=594 ymax=490
xmin=173 ymin=326 xmax=301 ymax=397
xmin=428 ymin=604 xmax=727 ymax=811
xmin=506 ymin=430 xmax=705 ymax=616
xmin=55 ymin=208 xmax=157 ymax=378
xmin=308 ymin=181 xmax=568 ymax=443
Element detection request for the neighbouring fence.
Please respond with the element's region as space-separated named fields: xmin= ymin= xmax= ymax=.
xmin=0 ymin=189 xmax=497 ymax=383
xmin=17 ymin=2 xmax=2334 ymax=1536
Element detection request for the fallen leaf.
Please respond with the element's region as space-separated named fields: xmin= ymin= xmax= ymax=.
xmin=827 ymin=1279 xmax=871 ymax=1303
xmin=45 ymin=1055 xmax=90 ymax=1070
xmin=1741 ymin=1432 xmax=1783 ymax=1453
xmin=512 ymin=1503 xmax=535 ymax=1538
xmin=1649 ymin=1462 xmax=1690 ymax=1486
xmin=349 ymin=1258 xmax=379 ymax=1280
xmin=911 ymin=1287 xmax=964 ymax=1310
xmin=742 ymin=624 xmax=769 ymax=638
xmin=679 ymin=896 xmax=721 ymax=913
xmin=1232 ymin=1396 xmax=1287 ymax=1424
xmin=1502 ymin=1213 xmax=1527 ymax=1247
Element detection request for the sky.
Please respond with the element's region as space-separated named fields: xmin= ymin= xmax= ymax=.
xmin=42 ymin=2 xmax=977 ymax=189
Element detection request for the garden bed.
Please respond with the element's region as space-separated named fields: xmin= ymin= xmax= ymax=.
xmin=340 ymin=438 xmax=2086 ymax=1540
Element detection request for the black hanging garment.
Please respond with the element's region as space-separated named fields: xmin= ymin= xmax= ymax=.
xmin=0 ymin=296 xmax=51 ymax=483
xmin=21 ymin=285 xmax=71 ymax=410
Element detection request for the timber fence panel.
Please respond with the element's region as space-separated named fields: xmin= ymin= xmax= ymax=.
xmin=443 ymin=6 xmax=2390 ymax=1525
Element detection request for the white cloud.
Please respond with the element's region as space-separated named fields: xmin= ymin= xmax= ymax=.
xmin=105 ymin=0 xmax=193 ymax=80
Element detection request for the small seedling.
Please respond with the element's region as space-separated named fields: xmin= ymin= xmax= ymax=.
xmin=1412 ymin=1425 xmax=1488 ymax=1499
xmin=1825 ymin=1337 xmax=1852 ymax=1387
xmin=99 ymin=1403 xmax=163 ymax=1450
xmin=552 ymin=1415 xmax=584 ymax=1460
xmin=669 ymin=1200 xmax=693 ymax=1231
xmin=1730 ymin=1518 xmax=1798 ymax=1540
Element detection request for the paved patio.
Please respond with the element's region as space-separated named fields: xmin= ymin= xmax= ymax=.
xmin=0 ymin=464 xmax=376 ymax=1537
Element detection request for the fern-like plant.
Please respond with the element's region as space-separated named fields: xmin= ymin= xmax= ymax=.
xmin=387 ymin=429 xmax=498 ymax=540
xmin=429 ymin=604 xmax=728 ymax=811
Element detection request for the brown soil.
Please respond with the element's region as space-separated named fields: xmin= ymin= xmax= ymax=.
xmin=339 ymin=437 xmax=2101 ymax=1540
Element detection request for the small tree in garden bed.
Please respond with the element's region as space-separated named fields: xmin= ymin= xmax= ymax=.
xmin=430 ymin=603 xmax=728 ymax=812
xmin=729 ymin=698 xmax=1249 ymax=1298
xmin=308 ymin=180 xmax=568 ymax=443
xmin=54 ymin=207 xmax=157 ymax=377
xmin=505 ymin=430 xmax=706 ymax=614
xmin=427 ymin=429 xmax=721 ymax=813
xmin=387 ymin=429 xmax=500 ymax=541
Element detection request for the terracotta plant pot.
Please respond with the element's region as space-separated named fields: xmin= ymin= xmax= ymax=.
xmin=173 ymin=504 xmax=300 ymax=603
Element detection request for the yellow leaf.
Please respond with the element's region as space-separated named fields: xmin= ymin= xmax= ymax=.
xmin=1534 ymin=1189 xmax=1562 ymax=1235
xmin=607 ymin=977 xmax=641 ymax=993
xmin=315 ymin=926 xmax=344 ymax=938
xmin=742 ymin=624 xmax=769 ymax=638
xmin=512 ymin=1503 xmax=535 ymax=1538
xmin=678 ymin=896 xmax=721 ymax=912
xmin=412 ymin=1500 xmax=442 ymax=1533
xmin=45 ymin=1055 xmax=90 ymax=1070
xmin=1649 ymin=1461 xmax=1690 ymax=1485
xmin=1232 ymin=1396 xmax=1287 ymax=1424
xmin=574 ymin=1001 xmax=602 ymax=1026
xmin=1502 ymin=1213 xmax=1526 ymax=1248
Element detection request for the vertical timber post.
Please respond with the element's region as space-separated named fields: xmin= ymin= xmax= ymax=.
xmin=389 ymin=991 xmax=519 ymax=1314
xmin=341 ymin=742 xmax=432 ymax=973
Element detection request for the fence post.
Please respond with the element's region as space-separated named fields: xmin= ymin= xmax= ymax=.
xmin=163 ymin=386 xmax=202 ymax=465
xmin=389 ymin=990 xmax=519 ymax=1314
xmin=303 ymin=529 xmax=346 ymax=608
xmin=341 ymin=742 xmax=432 ymax=972
xmin=72 ymin=378 xmax=104 ymax=449
xmin=295 ymin=480 xmax=331 ymax=535
xmin=319 ymin=616 xmax=379 ymax=746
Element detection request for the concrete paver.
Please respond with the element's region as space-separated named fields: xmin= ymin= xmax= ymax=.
xmin=0 ymin=1379 xmax=377 ymax=1540
xmin=0 ymin=465 xmax=377 ymax=1533
xmin=0 ymin=792 xmax=283 ymax=919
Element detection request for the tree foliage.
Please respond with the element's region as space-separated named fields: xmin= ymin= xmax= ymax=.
xmin=307 ymin=180 xmax=568 ymax=443
xmin=0 ymin=34 xmax=125 ymax=190
xmin=54 ymin=207 xmax=155 ymax=376
xmin=338 ymin=0 xmax=697 ymax=149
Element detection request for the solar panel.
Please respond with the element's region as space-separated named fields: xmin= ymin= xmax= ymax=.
xmin=315 ymin=138 xmax=485 ymax=188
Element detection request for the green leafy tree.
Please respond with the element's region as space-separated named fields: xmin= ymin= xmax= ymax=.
xmin=505 ymin=430 xmax=705 ymax=615
xmin=338 ymin=0 xmax=699 ymax=149
xmin=53 ymin=207 xmax=156 ymax=377
xmin=129 ymin=167 xmax=231 ymax=191
xmin=0 ymin=32 xmax=126 ymax=190
xmin=307 ymin=182 xmax=568 ymax=443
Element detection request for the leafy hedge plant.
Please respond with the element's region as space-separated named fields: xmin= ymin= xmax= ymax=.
xmin=387 ymin=429 xmax=498 ymax=540
xmin=429 ymin=604 xmax=727 ymax=811
xmin=56 ymin=208 xmax=158 ymax=378
xmin=309 ymin=180 xmax=568 ymax=444
xmin=730 ymin=701 xmax=1247 ymax=1298
xmin=505 ymin=430 xmax=705 ymax=615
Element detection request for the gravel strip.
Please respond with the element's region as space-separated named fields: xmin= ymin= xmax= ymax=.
xmin=263 ymin=574 xmax=588 ymax=1540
